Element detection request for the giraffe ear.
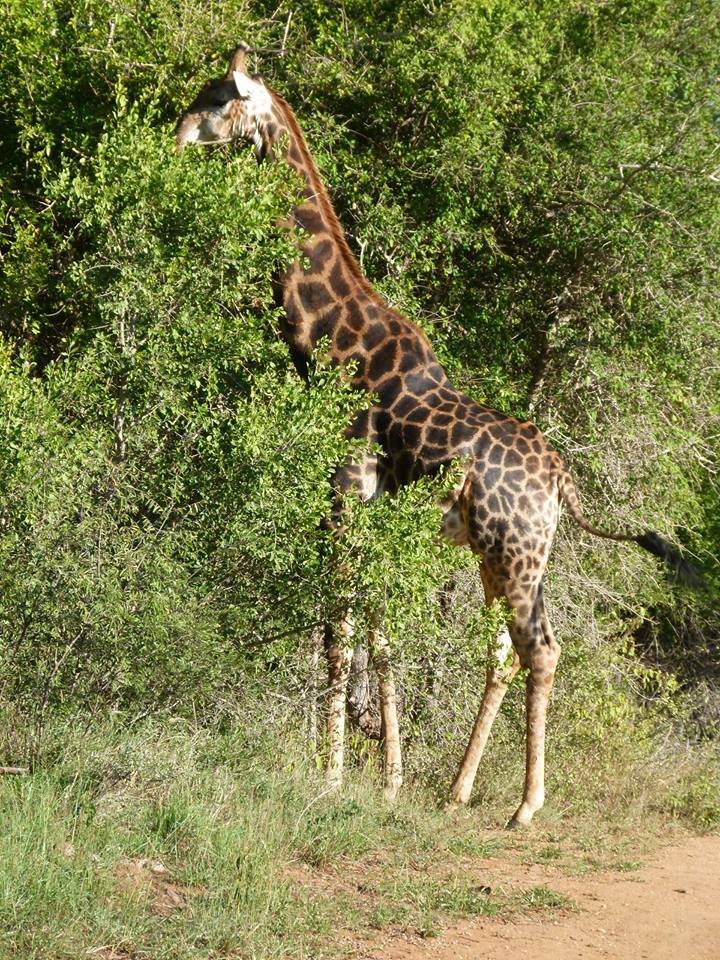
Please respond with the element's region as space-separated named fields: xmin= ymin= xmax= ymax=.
xmin=232 ymin=71 xmax=272 ymax=112
xmin=226 ymin=43 xmax=249 ymax=77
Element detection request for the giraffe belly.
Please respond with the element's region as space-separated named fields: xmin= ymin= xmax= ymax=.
xmin=440 ymin=479 xmax=471 ymax=547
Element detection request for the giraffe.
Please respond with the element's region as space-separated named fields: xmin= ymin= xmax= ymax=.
xmin=175 ymin=44 xmax=693 ymax=826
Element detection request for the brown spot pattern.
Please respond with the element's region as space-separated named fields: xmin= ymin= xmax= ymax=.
xmin=243 ymin=85 xmax=566 ymax=670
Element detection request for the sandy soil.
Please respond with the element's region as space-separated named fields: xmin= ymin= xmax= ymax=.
xmin=360 ymin=833 xmax=720 ymax=960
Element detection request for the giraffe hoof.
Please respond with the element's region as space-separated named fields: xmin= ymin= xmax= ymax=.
xmin=506 ymin=815 xmax=533 ymax=830
xmin=507 ymin=799 xmax=540 ymax=828
xmin=444 ymin=798 xmax=466 ymax=815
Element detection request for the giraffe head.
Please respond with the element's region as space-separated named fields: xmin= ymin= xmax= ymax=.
xmin=175 ymin=44 xmax=275 ymax=158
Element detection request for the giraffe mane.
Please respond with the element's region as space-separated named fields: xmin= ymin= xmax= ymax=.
xmin=267 ymin=86 xmax=438 ymax=357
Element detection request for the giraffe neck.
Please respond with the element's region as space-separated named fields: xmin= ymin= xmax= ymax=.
xmin=263 ymin=90 xmax=447 ymax=400
xmin=263 ymin=91 xmax=372 ymax=345
xmin=268 ymin=94 xmax=358 ymax=254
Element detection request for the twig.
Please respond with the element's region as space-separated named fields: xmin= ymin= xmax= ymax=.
xmin=0 ymin=766 xmax=29 ymax=775
xmin=281 ymin=10 xmax=294 ymax=57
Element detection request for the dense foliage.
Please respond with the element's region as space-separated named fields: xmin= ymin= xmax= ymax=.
xmin=0 ymin=0 xmax=718 ymax=785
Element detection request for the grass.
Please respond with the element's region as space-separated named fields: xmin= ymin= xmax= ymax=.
xmin=0 ymin=711 xmax=717 ymax=960
xmin=362 ymin=875 xmax=573 ymax=940
xmin=0 ymin=718 xmax=509 ymax=960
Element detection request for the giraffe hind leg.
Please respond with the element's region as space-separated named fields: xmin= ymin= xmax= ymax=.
xmin=447 ymin=572 xmax=521 ymax=809
xmin=506 ymin=582 xmax=561 ymax=828
xmin=446 ymin=562 xmax=561 ymax=827
xmin=447 ymin=637 xmax=521 ymax=808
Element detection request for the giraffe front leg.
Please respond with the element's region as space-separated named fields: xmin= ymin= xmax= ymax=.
xmin=324 ymin=617 xmax=355 ymax=793
xmin=447 ymin=627 xmax=520 ymax=809
xmin=370 ymin=628 xmax=403 ymax=801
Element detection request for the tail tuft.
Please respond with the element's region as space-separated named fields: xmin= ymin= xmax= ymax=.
xmin=634 ymin=530 xmax=703 ymax=587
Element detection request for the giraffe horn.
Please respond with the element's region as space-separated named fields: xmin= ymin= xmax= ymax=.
xmin=226 ymin=43 xmax=250 ymax=78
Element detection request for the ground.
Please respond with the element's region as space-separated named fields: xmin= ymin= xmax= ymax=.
xmin=354 ymin=834 xmax=720 ymax=960
xmin=4 ymin=725 xmax=718 ymax=959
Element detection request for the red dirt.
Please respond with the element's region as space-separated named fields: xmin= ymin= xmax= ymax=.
xmin=361 ymin=834 xmax=720 ymax=960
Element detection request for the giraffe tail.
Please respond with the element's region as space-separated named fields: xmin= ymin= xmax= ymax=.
xmin=556 ymin=468 xmax=702 ymax=587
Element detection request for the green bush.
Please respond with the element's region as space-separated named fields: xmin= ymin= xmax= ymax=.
xmin=0 ymin=0 xmax=717 ymax=818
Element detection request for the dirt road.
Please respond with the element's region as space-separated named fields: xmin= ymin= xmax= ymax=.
xmin=366 ymin=834 xmax=720 ymax=960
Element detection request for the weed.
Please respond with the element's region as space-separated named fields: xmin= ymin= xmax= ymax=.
xmin=444 ymin=833 xmax=504 ymax=858
xmin=519 ymin=885 xmax=574 ymax=911
xmin=369 ymin=902 xmax=408 ymax=929
xmin=535 ymin=844 xmax=563 ymax=863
